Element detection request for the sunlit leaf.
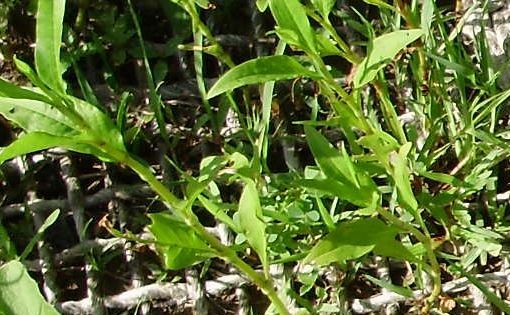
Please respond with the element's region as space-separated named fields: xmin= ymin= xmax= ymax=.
xmin=354 ymin=29 xmax=423 ymax=88
xmin=304 ymin=218 xmax=399 ymax=266
xmin=390 ymin=143 xmax=418 ymax=214
xmin=0 ymin=261 xmax=60 ymax=315
xmin=269 ymin=0 xmax=317 ymax=51
xmin=206 ymin=56 xmax=321 ymax=98
xmin=0 ymin=78 xmax=50 ymax=103
xmin=148 ymin=213 xmax=215 ymax=269
xmin=35 ymin=0 xmax=66 ymax=92
xmin=0 ymin=97 xmax=76 ymax=136
xmin=238 ymin=179 xmax=267 ymax=272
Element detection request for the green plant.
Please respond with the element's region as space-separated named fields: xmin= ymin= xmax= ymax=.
xmin=3 ymin=0 xmax=510 ymax=313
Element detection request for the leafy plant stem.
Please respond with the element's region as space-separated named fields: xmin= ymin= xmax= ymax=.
xmin=376 ymin=206 xmax=441 ymax=307
xmin=104 ymin=148 xmax=290 ymax=315
xmin=182 ymin=0 xmax=235 ymax=69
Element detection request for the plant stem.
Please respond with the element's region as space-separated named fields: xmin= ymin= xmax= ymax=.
xmin=182 ymin=0 xmax=235 ymax=69
xmin=105 ymin=148 xmax=291 ymax=315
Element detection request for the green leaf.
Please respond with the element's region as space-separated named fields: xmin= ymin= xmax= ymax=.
xmin=0 ymin=97 xmax=76 ymax=136
xmin=0 ymin=132 xmax=76 ymax=164
xmin=0 ymin=260 xmax=59 ymax=315
xmin=421 ymin=0 xmax=434 ymax=40
xmin=311 ymin=0 xmax=336 ymax=17
xmin=304 ymin=126 xmax=378 ymax=206
xmin=304 ymin=218 xmax=399 ymax=266
xmin=206 ymin=56 xmax=321 ymax=99
xmin=353 ymin=29 xmax=423 ymax=88
xmin=148 ymin=213 xmax=215 ymax=269
xmin=301 ymin=178 xmax=375 ymax=207
xmin=35 ymin=0 xmax=66 ymax=92
xmin=305 ymin=126 xmax=357 ymax=185
xmin=268 ymin=0 xmax=317 ymax=51
xmin=0 ymin=78 xmax=50 ymax=103
xmin=390 ymin=143 xmax=418 ymax=214
xmin=238 ymin=179 xmax=267 ymax=273
xmin=256 ymin=0 xmax=268 ymax=11
xmin=20 ymin=209 xmax=60 ymax=261
xmin=71 ymin=97 xmax=126 ymax=152
xmin=373 ymin=239 xmax=419 ymax=263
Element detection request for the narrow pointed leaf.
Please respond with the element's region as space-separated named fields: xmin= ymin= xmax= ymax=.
xmin=390 ymin=144 xmax=418 ymax=214
xmin=0 ymin=132 xmax=116 ymax=164
xmin=0 ymin=132 xmax=76 ymax=164
xmin=354 ymin=29 xmax=423 ymax=88
xmin=238 ymin=180 xmax=267 ymax=271
xmin=206 ymin=56 xmax=321 ymax=99
xmin=35 ymin=0 xmax=66 ymax=92
xmin=269 ymin=0 xmax=316 ymax=51
xmin=305 ymin=126 xmax=357 ymax=185
xmin=0 ymin=78 xmax=50 ymax=103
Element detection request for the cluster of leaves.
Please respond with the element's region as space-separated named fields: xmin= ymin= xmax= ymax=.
xmin=2 ymin=0 xmax=510 ymax=314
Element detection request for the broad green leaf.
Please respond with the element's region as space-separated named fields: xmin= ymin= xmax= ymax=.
xmin=373 ymin=239 xmax=419 ymax=263
xmin=304 ymin=126 xmax=378 ymax=206
xmin=206 ymin=56 xmax=321 ymax=99
xmin=0 ymin=97 xmax=76 ymax=136
xmin=35 ymin=0 xmax=66 ymax=93
xmin=238 ymin=180 xmax=267 ymax=273
xmin=390 ymin=143 xmax=418 ymax=214
xmin=353 ymin=29 xmax=423 ymax=88
xmin=364 ymin=274 xmax=413 ymax=298
xmin=301 ymin=178 xmax=375 ymax=207
xmin=0 ymin=78 xmax=50 ymax=103
xmin=311 ymin=0 xmax=336 ymax=17
xmin=148 ymin=213 xmax=215 ymax=269
xmin=149 ymin=213 xmax=211 ymax=251
xmin=0 ymin=260 xmax=59 ymax=315
xmin=269 ymin=0 xmax=317 ymax=51
xmin=160 ymin=247 xmax=213 ymax=270
xmin=304 ymin=218 xmax=398 ymax=266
